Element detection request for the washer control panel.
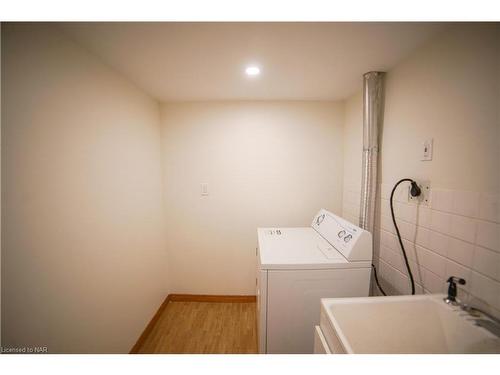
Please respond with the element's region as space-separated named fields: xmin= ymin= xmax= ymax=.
xmin=311 ymin=209 xmax=372 ymax=262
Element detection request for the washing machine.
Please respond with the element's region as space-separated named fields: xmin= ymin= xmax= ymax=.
xmin=256 ymin=208 xmax=372 ymax=354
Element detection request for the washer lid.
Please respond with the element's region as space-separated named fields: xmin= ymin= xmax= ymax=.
xmin=257 ymin=227 xmax=370 ymax=270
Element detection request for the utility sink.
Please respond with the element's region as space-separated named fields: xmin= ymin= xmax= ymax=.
xmin=318 ymin=294 xmax=500 ymax=354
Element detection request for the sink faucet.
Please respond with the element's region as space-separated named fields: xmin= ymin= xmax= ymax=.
xmin=460 ymin=304 xmax=500 ymax=324
xmin=443 ymin=276 xmax=466 ymax=305
xmin=459 ymin=304 xmax=500 ymax=338
xmin=443 ymin=276 xmax=500 ymax=338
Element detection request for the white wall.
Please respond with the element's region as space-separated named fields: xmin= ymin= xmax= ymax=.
xmin=160 ymin=101 xmax=344 ymax=294
xmin=342 ymin=92 xmax=363 ymax=225
xmin=1 ymin=23 xmax=169 ymax=353
xmin=5 ymin=20 xmax=497 ymax=352
xmin=343 ymin=24 xmax=500 ymax=316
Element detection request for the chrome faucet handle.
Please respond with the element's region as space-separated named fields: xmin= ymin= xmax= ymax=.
xmin=443 ymin=276 xmax=466 ymax=305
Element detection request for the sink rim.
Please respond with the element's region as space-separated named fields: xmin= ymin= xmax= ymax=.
xmin=320 ymin=293 xmax=500 ymax=354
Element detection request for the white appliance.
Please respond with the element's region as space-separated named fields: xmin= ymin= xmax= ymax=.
xmin=256 ymin=208 xmax=372 ymax=354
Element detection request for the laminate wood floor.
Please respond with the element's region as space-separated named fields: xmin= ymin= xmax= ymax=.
xmin=137 ymin=301 xmax=258 ymax=354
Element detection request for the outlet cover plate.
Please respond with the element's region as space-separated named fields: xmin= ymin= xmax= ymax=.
xmin=408 ymin=180 xmax=431 ymax=206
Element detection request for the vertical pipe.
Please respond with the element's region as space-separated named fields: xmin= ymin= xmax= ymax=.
xmin=359 ymin=71 xmax=385 ymax=234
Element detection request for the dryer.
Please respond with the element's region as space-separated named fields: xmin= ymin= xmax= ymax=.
xmin=256 ymin=209 xmax=372 ymax=354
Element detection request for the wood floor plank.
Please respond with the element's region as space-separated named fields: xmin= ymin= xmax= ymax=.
xmin=137 ymin=301 xmax=258 ymax=354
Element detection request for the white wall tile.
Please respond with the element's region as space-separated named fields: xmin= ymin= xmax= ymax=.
xmin=476 ymin=220 xmax=500 ymax=252
xmin=373 ymin=214 xmax=382 ymax=232
xmin=380 ymin=246 xmax=399 ymax=269
xmin=430 ymin=210 xmax=452 ymax=234
xmin=450 ymin=214 xmax=476 ymax=243
xmin=380 ymin=215 xmax=396 ymax=234
xmin=470 ymin=272 xmax=500 ymax=310
xmin=381 ymin=229 xmax=417 ymax=259
xmin=378 ymin=259 xmax=394 ymax=286
xmin=452 ymin=190 xmax=480 ymax=218
xmin=416 ymin=245 xmax=447 ymax=278
xmin=380 ymin=198 xmax=391 ymax=217
xmin=381 ymin=229 xmax=398 ymax=251
xmin=379 ymin=183 xmax=391 ymax=200
xmin=373 ymin=187 xmax=500 ymax=314
xmin=422 ymin=268 xmax=445 ymax=294
xmin=414 ymin=226 xmax=431 ymax=249
xmin=408 ymin=258 xmax=424 ymax=285
xmin=447 ymin=237 xmax=475 ymax=267
xmin=415 ymin=284 xmax=425 ymax=294
xmin=398 ymin=202 xmax=418 ymax=224
xmin=397 ymin=238 xmax=416 ymax=259
xmin=376 ymin=244 xmax=425 ymax=295
xmin=403 ymin=252 xmax=420 ymax=281
xmin=416 ymin=206 xmax=432 ymax=229
xmin=427 ymin=230 xmax=449 ymax=257
xmin=472 ymin=246 xmax=500 ymax=282
xmin=397 ymin=220 xmax=418 ymax=242
xmin=392 ymin=267 xmax=413 ymax=295
xmin=384 ymin=246 xmax=407 ymax=277
xmin=478 ymin=193 xmax=499 ymax=223
xmin=432 ymin=189 xmax=454 ymax=213
xmin=395 ymin=182 xmax=410 ymax=203
xmin=402 ymin=239 xmax=418 ymax=261
xmin=382 ymin=181 xmax=410 ymax=204
xmin=373 ymin=245 xmax=380 ymax=260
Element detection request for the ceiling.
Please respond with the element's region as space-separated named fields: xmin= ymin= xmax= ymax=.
xmin=60 ymin=22 xmax=445 ymax=102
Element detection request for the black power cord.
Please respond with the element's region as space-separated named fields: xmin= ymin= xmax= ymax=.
xmin=372 ymin=264 xmax=387 ymax=296
xmin=373 ymin=178 xmax=421 ymax=296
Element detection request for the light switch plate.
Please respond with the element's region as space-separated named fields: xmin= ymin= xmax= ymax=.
xmin=408 ymin=180 xmax=431 ymax=206
xmin=200 ymin=183 xmax=209 ymax=196
xmin=421 ymin=139 xmax=433 ymax=161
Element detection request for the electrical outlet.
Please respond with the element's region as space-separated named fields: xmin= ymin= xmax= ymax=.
xmin=408 ymin=180 xmax=431 ymax=206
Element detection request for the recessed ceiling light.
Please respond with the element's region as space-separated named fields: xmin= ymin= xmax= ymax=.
xmin=245 ymin=66 xmax=260 ymax=76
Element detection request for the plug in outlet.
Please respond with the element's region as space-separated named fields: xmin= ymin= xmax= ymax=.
xmin=408 ymin=180 xmax=431 ymax=206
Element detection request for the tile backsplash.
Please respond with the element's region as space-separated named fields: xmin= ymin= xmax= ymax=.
xmin=342 ymin=182 xmax=500 ymax=318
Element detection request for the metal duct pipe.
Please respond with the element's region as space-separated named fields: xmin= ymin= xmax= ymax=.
xmin=359 ymin=71 xmax=385 ymax=234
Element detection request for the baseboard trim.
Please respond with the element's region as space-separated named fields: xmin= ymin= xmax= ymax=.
xmin=129 ymin=295 xmax=171 ymax=354
xmin=169 ymin=294 xmax=257 ymax=303
xmin=129 ymin=293 xmax=256 ymax=353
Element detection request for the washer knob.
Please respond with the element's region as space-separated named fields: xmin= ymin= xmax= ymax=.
xmin=316 ymin=214 xmax=325 ymax=226
xmin=344 ymin=234 xmax=353 ymax=242
xmin=338 ymin=230 xmax=346 ymax=238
